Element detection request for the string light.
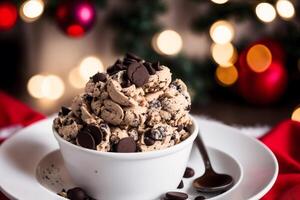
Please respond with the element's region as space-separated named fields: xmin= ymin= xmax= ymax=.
xmin=211 ymin=43 xmax=237 ymax=67
xmin=291 ymin=107 xmax=300 ymax=122
xmin=211 ymin=0 xmax=229 ymax=4
xmin=27 ymin=75 xmax=46 ymax=99
xmin=255 ymin=3 xmax=276 ymax=23
xmin=276 ymin=0 xmax=295 ymax=19
xmin=246 ymin=44 xmax=272 ymax=73
xmin=42 ymin=75 xmax=65 ymax=100
xmin=215 ymin=65 xmax=238 ymax=86
xmin=27 ymin=74 xmax=64 ymax=100
xmin=209 ymin=20 xmax=234 ymax=44
xmin=79 ymin=56 xmax=104 ymax=81
xmin=153 ymin=30 xmax=183 ymax=55
xmin=69 ymin=67 xmax=86 ymax=89
xmin=20 ymin=0 xmax=44 ymax=23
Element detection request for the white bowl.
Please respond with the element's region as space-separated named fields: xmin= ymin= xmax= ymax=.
xmin=53 ymin=116 xmax=199 ymax=200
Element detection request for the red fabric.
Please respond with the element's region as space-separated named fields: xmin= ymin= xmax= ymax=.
xmin=261 ymin=120 xmax=300 ymax=200
xmin=0 ymin=92 xmax=44 ymax=129
xmin=1 ymin=92 xmax=300 ymax=199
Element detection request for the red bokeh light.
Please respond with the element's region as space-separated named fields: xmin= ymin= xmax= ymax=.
xmin=67 ymin=24 xmax=84 ymax=37
xmin=0 ymin=2 xmax=17 ymax=30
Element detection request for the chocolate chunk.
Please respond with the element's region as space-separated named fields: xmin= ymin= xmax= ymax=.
xmin=115 ymin=63 xmax=127 ymax=70
xmin=91 ymin=72 xmax=106 ymax=83
xmin=144 ymin=130 xmax=156 ymax=146
xmin=86 ymin=125 xmax=103 ymax=145
xmin=125 ymin=52 xmax=142 ymax=61
xmin=177 ymin=180 xmax=184 ymax=189
xmin=144 ymin=62 xmax=156 ymax=75
xmin=152 ymin=61 xmax=162 ymax=71
xmin=76 ymin=131 xmax=96 ymax=150
xmin=194 ymin=196 xmax=205 ymax=200
xmin=60 ymin=106 xmax=71 ymax=116
xmin=165 ymin=192 xmax=188 ymax=200
xmin=183 ymin=167 xmax=195 ymax=178
xmin=116 ymin=137 xmax=137 ymax=152
xmin=123 ymin=58 xmax=137 ymax=66
xmin=127 ymin=62 xmax=150 ymax=87
xmin=67 ymin=187 xmax=88 ymax=200
xmin=177 ymin=125 xmax=184 ymax=132
xmin=106 ymin=65 xmax=116 ymax=75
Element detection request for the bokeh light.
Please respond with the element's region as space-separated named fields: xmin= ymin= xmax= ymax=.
xmin=211 ymin=43 xmax=237 ymax=67
xmin=255 ymin=3 xmax=276 ymax=23
xmin=209 ymin=20 xmax=234 ymax=44
xmin=291 ymin=107 xmax=300 ymax=122
xmin=276 ymin=0 xmax=295 ymax=19
xmin=27 ymin=75 xmax=46 ymax=99
xmin=211 ymin=0 xmax=229 ymax=4
xmin=42 ymin=75 xmax=65 ymax=100
xmin=79 ymin=56 xmax=104 ymax=81
xmin=69 ymin=67 xmax=87 ymax=89
xmin=246 ymin=44 xmax=272 ymax=73
xmin=27 ymin=74 xmax=64 ymax=100
xmin=0 ymin=2 xmax=18 ymax=30
xmin=153 ymin=30 xmax=183 ymax=55
xmin=20 ymin=0 xmax=44 ymax=23
xmin=215 ymin=65 xmax=238 ymax=86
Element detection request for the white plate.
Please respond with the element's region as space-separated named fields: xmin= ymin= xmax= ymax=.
xmin=0 ymin=117 xmax=278 ymax=200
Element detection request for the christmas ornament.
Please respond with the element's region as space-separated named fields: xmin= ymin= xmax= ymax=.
xmin=238 ymin=40 xmax=287 ymax=105
xmin=0 ymin=1 xmax=17 ymax=31
xmin=55 ymin=0 xmax=96 ymax=37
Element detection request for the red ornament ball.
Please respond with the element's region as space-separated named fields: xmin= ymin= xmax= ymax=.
xmin=238 ymin=40 xmax=287 ymax=105
xmin=0 ymin=1 xmax=17 ymax=31
xmin=55 ymin=0 xmax=96 ymax=37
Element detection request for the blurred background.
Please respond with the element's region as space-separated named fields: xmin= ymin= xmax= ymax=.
xmin=1 ymin=0 xmax=300 ymax=126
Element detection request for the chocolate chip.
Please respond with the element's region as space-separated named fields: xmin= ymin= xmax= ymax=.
xmin=67 ymin=187 xmax=88 ymax=200
xmin=144 ymin=130 xmax=156 ymax=146
xmin=183 ymin=167 xmax=195 ymax=178
xmin=152 ymin=61 xmax=162 ymax=71
xmin=86 ymin=125 xmax=103 ymax=145
xmin=123 ymin=58 xmax=137 ymax=66
xmin=91 ymin=72 xmax=106 ymax=83
xmin=177 ymin=125 xmax=184 ymax=132
xmin=127 ymin=62 xmax=150 ymax=87
xmin=194 ymin=196 xmax=205 ymax=200
xmin=165 ymin=192 xmax=188 ymax=200
xmin=85 ymin=94 xmax=93 ymax=103
xmin=115 ymin=63 xmax=127 ymax=70
xmin=144 ymin=62 xmax=156 ymax=75
xmin=177 ymin=180 xmax=184 ymax=189
xmin=107 ymin=65 xmax=116 ymax=75
xmin=116 ymin=137 xmax=137 ymax=152
xmin=76 ymin=131 xmax=96 ymax=150
xmin=60 ymin=106 xmax=71 ymax=116
xmin=125 ymin=52 xmax=142 ymax=61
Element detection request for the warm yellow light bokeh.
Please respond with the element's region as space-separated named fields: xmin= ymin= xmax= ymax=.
xmin=27 ymin=74 xmax=64 ymax=100
xmin=42 ymin=75 xmax=65 ymax=100
xmin=211 ymin=0 xmax=229 ymax=4
xmin=211 ymin=43 xmax=237 ymax=67
xmin=255 ymin=3 xmax=276 ymax=23
xmin=246 ymin=44 xmax=272 ymax=73
xmin=27 ymin=74 xmax=46 ymax=99
xmin=20 ymin=0 xmax=44 ymax=22
xmin=215 ymin=65 xmax=238 ymax=86
xmin=210 ymin=20 xmax=234 ymax=44
xmin=276 ymin=0 xmax=295 ymax=19
xmin=69 ymin=67 xmax=87 ymax=89
xmin=154 ymin=30 xmax=183 ymax=55
xmin=291 ymin=107 xmax=300 ymax=122
xmin=79 ymin=56 xmax=104 ymax=82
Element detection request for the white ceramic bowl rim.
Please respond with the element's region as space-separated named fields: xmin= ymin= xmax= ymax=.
xmin=53 ymin=115 xmax=199 ymax=160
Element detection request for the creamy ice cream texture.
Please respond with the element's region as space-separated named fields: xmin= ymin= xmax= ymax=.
xmin=53 ymin=53 xmax=192 ymax=152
